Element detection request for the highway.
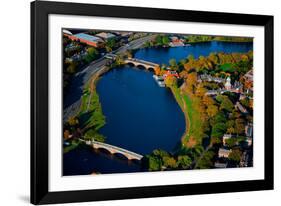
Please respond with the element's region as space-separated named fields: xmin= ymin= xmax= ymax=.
xmin=63 ymin=34 xmax=156 ymax=123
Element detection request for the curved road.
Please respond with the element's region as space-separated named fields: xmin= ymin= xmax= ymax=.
xmin=63 ymin=34 xmax=156 ymax=123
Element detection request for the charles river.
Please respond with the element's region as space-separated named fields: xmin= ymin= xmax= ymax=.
xmin=64 ymin=41 xmax=253 ymax=176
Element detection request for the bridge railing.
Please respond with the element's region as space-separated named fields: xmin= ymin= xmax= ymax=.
xmin=92 ymin=140 xmax=143 ymax=158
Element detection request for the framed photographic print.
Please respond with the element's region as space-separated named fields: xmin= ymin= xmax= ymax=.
xmin=31 ymin=0 xmax=274 ymax=204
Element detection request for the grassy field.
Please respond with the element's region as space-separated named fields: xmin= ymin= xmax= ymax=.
xmin=77 ymin=68 xmax=107 ymax=133
xmin=171 ymin=87 xmax=204 ymax=147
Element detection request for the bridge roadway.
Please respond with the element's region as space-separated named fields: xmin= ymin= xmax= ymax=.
xmin=80 ymin=139 xmax=143 ymax=161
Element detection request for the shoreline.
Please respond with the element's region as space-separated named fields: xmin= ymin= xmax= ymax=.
xmin=89 ymin=62 xmax=192 ymax=150
xmin=169 ymin=87 xmax=191 ymax=148
xmin=141 ymin=39 xmax=253 ymax=50
xmin=63 ymin=66 xmax=110 ymax=154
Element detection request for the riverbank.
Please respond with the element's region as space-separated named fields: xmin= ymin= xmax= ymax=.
xmin=63 ymin=66 xmax=110 ymax=153
xmin=142 ymin=39 xmax=253 ymax=50
xmin=169 ymin=86 xmax=206 ymax=148
xmin=169 ymin=87 xmax=188 ymax=137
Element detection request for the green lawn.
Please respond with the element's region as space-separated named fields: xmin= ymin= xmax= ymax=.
xmin=78 ymin=79 xmax=106 ymax=131
xmin=171 ymin=87 xmax=204 ymax=146
xmin=219 ymin=63 xmax=235 ymax=73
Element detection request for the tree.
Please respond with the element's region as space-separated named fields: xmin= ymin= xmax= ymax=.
xmin=227 ymin=127 xmax=235 ymax=134
xmin=63 ymin=130 xmax=70 ymax=140
xmin=208 ymin=52 xmax=219 ymax=65
xmin=216 ymin=95 xmax=234 ymax=112
xmin=152 ymin=149 xmax=170 ymax=159
xmin=228 ymin=149 xmax=242 ymax=162
xmin=195 ymin=85 xmax=207 ymax=97
xmin=155 ymin=35 xmax=163 ymax=45
xmin=240 ymin=98 xmax=250 ymax=108
xmin=162 ymin=36 xmax=169 ymax=45
xmin=195 ymin=150 xmax=215 ymax=169
xmin=115 ymin=55 xmax=124 ymax=66
xmin=202 ymin=95 xmax=215 ymax=106
xmin=84 ymin=129 xmax=106 ymax=142
xmin=187 ymin=54 xmax=195 ymax=62
xmin=106 ymin=38 xmax=116 ymax=49
xmin=154 ymin=65 xmax=161 ymax=76
xmin=211 ymin=122 xmax=227 ymax=138
xmin=206 ymin=104 xmax=219 ymax=118
xmin=235 ymin=118 xmax=245 ymax=135
xmin=163 ymin=156 xmax=177 ymax=169
xmin=225 ymin=138 xmax=237 ymax=147
xmin=68 ymin=117 xmax=79 ymax=126
xmin=67 ymin=62 xmax=77 ymax=74
xmin=177 ymin=155 xmax=192 ymax=169
xmin=169 ymin=58 xmax=178 ymax=70
xmin=211 ymin=136 xmax=222 ymax=145
xmin=165 ymin=75 xmax=177 ymax=88
xmin=185 ymin=72 xmax=197 ymax=93
xmin=84 ymin=47 xmax=99 ymax=63
xmin=146 ymin=155 xmax=162 ymax=171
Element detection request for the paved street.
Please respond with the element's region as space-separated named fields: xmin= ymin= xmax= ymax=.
xmin=63 ymin=34 xmax=156 ymax=123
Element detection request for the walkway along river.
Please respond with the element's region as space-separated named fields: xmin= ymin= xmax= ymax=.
xmin=63 ymin=41 xmax=253 ymax=176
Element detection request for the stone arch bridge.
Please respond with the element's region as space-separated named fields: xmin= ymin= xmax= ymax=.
xmin=124 ymin=58 xmax=159 ymax=71
xmin=80 ymin=139 xmax=143 ymax=161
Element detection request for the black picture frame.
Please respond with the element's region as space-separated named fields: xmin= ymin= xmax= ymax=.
xmin=31 ymin=0 xmax=274 ymax=204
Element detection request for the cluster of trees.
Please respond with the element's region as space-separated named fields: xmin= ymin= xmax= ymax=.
xmin=180 ymin=52 xmax=253 ymax=81
xmin=105 ymin=38 xmax=117 ymax=52
xmin=195 ymin=150 xmax=216 ymax=169
xmin=84 ymin=128 xmax=106 ymax=142
xmin=213 ymin=36 xmax=253 ymax=42
xmin=143 ymin=149 xmax=192 ymax=171
xmin=84 ymin=47 xmax=99 ymax=63
xmin=161 ymin=51 xmax=253 ymax=168
xmin=185 ymin=35 xmax=213 ymax=43
xmin=184 ymin=35 xmax=253 ymax=43
xmin=144 ymin=35 xmax=170 ymax=47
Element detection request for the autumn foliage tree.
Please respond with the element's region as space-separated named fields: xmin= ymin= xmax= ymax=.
xmin=165 ymin=75 xmax=177 ymax=88
xmin=154 ymin=65 xmax=161 ymax=76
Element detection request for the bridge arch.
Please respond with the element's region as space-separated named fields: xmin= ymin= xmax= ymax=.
xmin=94 ymin=147 xmax=112 ymax=155
xmin=147 ymin=67 xmax=155 ymax=72
xmin=126 ymin=62 xmax=135 ymax=67
xmin=136 ymin=64 xmax=147 ymax=70
xmin=113 ymin=152 xmax=131 ymax=160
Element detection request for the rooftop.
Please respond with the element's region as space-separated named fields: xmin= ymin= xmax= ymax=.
xmin=218 ymin=148 xmax=232 ymax=158
xmin=74 ymin=33 xmax=103 ymax=43
xmin=96 ymin=32 xmax=116 ymax=39
xmin=63 ymin=29 xmax=72 ymax=35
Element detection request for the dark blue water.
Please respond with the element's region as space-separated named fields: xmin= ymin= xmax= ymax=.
xmin=134 ymin=41 xmax=253 ymax=65
xmin=97 ymin=66 xmax=185 ymax=154
xmin=64 ymin=145 xmax=141 ymax=176
xmin=63 ymin=41 xmax=253 ymax=175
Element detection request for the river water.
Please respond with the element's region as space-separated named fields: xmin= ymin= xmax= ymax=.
xmin=63 ymin=41 xmax=253 ymax=176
